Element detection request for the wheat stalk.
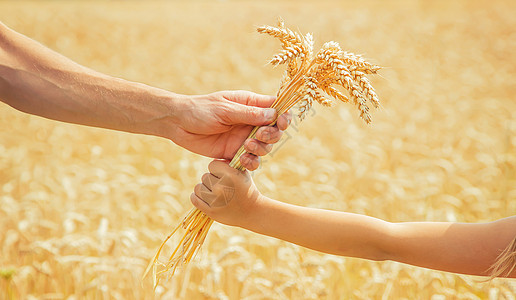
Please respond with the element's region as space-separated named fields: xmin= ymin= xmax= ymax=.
xmin=143 ymin=19 xmax=381 ymax=288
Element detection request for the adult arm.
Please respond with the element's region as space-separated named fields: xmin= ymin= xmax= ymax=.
xmin=0 ymin=22 xmax=290 ymax=169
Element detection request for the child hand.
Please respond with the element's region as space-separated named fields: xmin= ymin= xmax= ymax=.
xmin=190 ymin=160 xmax=262 ymax=227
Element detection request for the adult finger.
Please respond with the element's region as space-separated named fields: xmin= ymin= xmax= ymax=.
xmin=222 ymin=90 xmax=276 ymax=108
xmin=277 ymin=111 xmax=292 ymax=131
xmin=239 ymin=153 xmax=260 ymax=171
xmin=255 ymin=126 xmax=283 ymax=144
xmin=244 ymin=139 xmax=273 ymax=156
xmin=222 ymin=102 xmax=277 ymax=126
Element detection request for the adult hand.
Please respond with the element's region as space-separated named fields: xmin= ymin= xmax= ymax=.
xmin=0 ymin=23 xmax=290 ymax=170
xmin=169 ymin=90 xmax=292 ymax=170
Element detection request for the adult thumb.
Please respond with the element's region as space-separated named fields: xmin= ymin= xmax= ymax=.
xmin=225 ymin=103 xmax=277 ymax=126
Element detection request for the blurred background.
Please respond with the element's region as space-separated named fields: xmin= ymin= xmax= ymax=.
xmin=0 ymin=0 xmax=515 ymax=299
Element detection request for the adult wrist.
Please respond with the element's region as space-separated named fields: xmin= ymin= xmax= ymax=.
xmin=142 ymin=88 xmax=188 ymax=141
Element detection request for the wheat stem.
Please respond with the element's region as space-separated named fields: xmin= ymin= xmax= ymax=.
xmin=145 ymin=20 xmax=381 ymax=288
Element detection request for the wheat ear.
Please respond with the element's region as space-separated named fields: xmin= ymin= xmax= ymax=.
xmin=144 ymin=20 xmax=382 ymax=288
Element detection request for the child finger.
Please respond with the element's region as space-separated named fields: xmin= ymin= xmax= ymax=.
xmin=201 ymin=173 xmax=218 ymax=191
xmin=194 ymin=183 xmax=217 ymax=207
xmin=190 ymin=192 xmax=211 ymax=213
xmin=208 ymin=159 xmax=240 ymax=178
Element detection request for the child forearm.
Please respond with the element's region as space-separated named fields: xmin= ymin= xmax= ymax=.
xmin=194 ymin=161 xmax=516 ymax=278
xmin=244 ymin=196 xmax=516 ymax=277
xmin=245 ymin=196 xmax=394 ymax=261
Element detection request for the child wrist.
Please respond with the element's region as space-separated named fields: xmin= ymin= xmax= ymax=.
xmin=239 ymin=194 xmax=268 ymax=230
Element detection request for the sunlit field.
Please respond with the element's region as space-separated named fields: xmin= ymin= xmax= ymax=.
xmin=1 ymin=0 xmax=515 ymax=299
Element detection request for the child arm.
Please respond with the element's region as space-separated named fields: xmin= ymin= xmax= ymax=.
xmin=388 ymin=217 xmax=516 ymax=277
xmin=191 ymin=160 xmax=516 ymax=277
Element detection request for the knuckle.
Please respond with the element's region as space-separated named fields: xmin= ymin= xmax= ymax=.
xmin=245 ymin=140 xmax=258 ymax=153
xmin=201 ymin=173 xmax=209 ymax=183
xmin=257 ymin=143 xmax=272 ymax=155
xmin=194 ymin=183 xmax=203 ymax=196
xmin=267 ymin=130 xmax=282 ymax=143
xmin=260 ymin=128 xmax=274 ymax=142
xmin=245 ymin=106 xmax=259 ymax=118
xmin=246 ymin=156 xmax=260 ymax=170
xmin=239 ymin=155 xmax=249 ymax=166
xmin=190 ymin=193 xmax=202 ymax=209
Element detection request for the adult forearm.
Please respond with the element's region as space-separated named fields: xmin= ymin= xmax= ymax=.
xmin=245 ymin=197 xmax=393 ymax=261
xmin=0 ymin=64 xmax=180 ymax=137
xmin=0 ymin=22 xmax=180 ymax=137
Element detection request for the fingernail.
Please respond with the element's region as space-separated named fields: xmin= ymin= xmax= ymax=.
xmin=246 ymin=141 xmax=257 ymax=152
xmin=264 ymin=108 xmax=276 ymax=122
xmin=261 ymin=129 xmax=271 ymax=142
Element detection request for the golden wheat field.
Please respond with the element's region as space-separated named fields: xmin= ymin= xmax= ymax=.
xmin=1 ymin=0 xmax=515 ymax=299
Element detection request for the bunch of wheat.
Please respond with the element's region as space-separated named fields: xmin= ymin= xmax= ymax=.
xmin=144 ymin=19 xmax=381 ymax=287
